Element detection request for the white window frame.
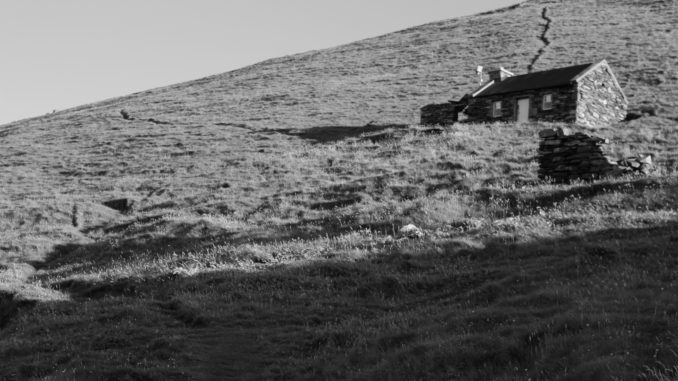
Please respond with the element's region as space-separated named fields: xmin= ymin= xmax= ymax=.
xmin=492 ymin=101 xmax=502 ymax=117
xmin=542 ymin=93 xmax=553 ymax=110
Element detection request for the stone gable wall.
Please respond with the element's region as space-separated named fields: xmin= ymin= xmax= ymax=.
xmin=464 ymin=85 xmax=577 ymax=123
xmin=575 ymin=64 xmax=628 ymax=127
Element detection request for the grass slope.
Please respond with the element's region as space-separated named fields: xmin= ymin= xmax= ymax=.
xmin=1 ymin=0 xmax=678 ymax=379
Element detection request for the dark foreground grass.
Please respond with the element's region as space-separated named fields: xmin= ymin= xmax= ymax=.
xmin=2 ymin=218 xmax=677 ymax=380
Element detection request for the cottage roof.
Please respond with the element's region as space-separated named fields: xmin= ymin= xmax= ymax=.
xmin=473 ymin=62 xmax=593 ymax=97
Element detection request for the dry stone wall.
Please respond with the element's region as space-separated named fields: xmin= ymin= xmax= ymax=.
xmin=538 ymin=128 xmax=651 ymax=182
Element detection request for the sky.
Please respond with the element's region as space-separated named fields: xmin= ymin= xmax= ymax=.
xmin=0 ymin=0 xmax=522 ymax=125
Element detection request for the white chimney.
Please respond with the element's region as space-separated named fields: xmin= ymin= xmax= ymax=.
xmin=488 ymin=67 xmax=515 ymax=82
xmin=476 ymin=65 xmax=484 ymax=85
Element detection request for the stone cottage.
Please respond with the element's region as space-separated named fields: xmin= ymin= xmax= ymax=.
xmin=421 ymin=60 xmax=628 ymax=127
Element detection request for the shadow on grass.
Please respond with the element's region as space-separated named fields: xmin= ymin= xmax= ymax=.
xmin=0 ymin=291 xmax=35 ymax=330
xmin=35 ymin=213 xmax=403 ymax=281
xmin=477 ymin=177 xmax=668 ymax=216
xmin=257 ymin=124 xmax=409 ymax=144
xmin=2 ymin=219 xmax=678 ymax=379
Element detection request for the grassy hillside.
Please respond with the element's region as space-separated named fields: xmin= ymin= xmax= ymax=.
xmin=1 ymin=0 xmax=677 ymax=379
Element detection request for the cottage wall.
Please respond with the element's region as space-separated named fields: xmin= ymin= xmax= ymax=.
xmin=420 ymin=103 xmax=459 ymax=125
xmin=464 ymin=86 xmax=578 ymax=123
xmin=575 ymin=64 xmax=628 ymax=127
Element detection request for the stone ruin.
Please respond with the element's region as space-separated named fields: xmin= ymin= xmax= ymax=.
xmin=538 ymin=127 xmax=652 ymax=182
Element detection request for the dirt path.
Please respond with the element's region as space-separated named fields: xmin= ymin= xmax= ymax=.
xmin=527 ymin=7 xmax=553 ymax=73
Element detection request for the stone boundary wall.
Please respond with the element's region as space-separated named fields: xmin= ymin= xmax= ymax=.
xmin=538 ymin=128 xmax=651 ymax=182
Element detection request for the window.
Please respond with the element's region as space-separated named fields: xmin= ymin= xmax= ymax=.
xmin=542 ymin=94 xmax=553 ymax=110
xmin=492 ymin=101 xmax=502 ymax=117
